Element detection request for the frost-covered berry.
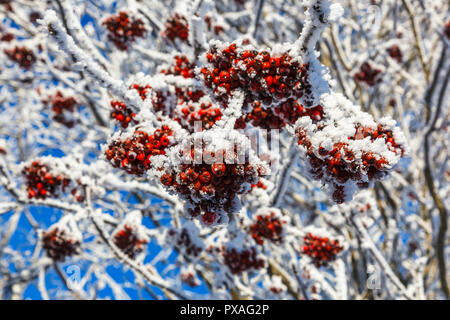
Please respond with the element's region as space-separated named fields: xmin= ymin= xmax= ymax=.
xmin=29 ymin=11 xmax=42 ymax=25
xmin=167 ymin=225 xmax=204 ymax=257
xmin=46 ymin=91 xmax=79 ymax=128
xmin=113 ymin=224 xmax=148 ymax=258
xmin=103 ymin=11 xmax=146 ymax=51
xmin=302 ymin=233 xmax=343 ymax=267
xmin=249 ymin=210 xmax=286 ymax=245
xmin=163 ymin=14 xmax=188 ymax=43
xmin=105 ymin=125 xmax=174 ymax=176
xmin=387 ymin=45 xmax=402 ymax=63
xmin=110 ymin=100 xmax=137 ymax=128
xmin=42 ymin=227 xmax=81 ymax=262
xmin=223 ymin=247 xmax=264 ymax=274
xmin=22 ymin=161 xmax=70 ymax=199
xmin=354 ymin=62 xmax=382 ymax=86
xmin=4 ymin=46 xmax=36 ymax=70
xmin=160 ymin=55 xmax=196 ymax=79
xmin=0 ymin=32 xmax=14 ymax=42
xmin=181 ymin=271 xmax=200 ymax=287
xmin=179 ymin=101 xmax=222 ymax=131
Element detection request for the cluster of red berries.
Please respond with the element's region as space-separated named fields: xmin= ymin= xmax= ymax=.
xmin=0 ymin=30 xmax=14 ymax=42
xmin=236 ymin=99 xmax=324 ymax=130
xmin=251 ymin=180 xmax=267 ymax=190
xmin=181 ymin=272 xmax=199 ymax=287
xmin=103 ymin=11 xmax=146 ymax=51
xmin=105 ymin=125 xmax=173 ymax=176
xmin=354 ymin=62 xmax=382 ymax=86
xmin=270 ymin=287 xmax=283 ymax=294
xmin=249 ymin=212 xmax=285 ymax=245
xmin=160 ymin=147 xmax=265 ymax=218
xmin=42 ymin=228 xmax=80 ymax=262
xmin=29 ymin=11 xmax=42 ymax=25
xmin=160 ymin=55 xmax=196 ymax=79
xmin=22 ymin=161 xmax=70 ymax=199
xmin=297 ymin=124 xmax=404 ymax=203
xmin=200 ymin=43 xmax=312 ymax=109
xmin=112 ymin=83 xmax=168 ymax=116
xmin=301 ymin=233 xmax=343 ymax=267
xmin=163 ymin=14 xmax=189 ymax=43
xmin=167 ymin=228 xmax=203 ymax=257
xmin=110 ymin=100 xmax=137 ymax=128
xmin=223 ymin=247 xmax=264 ymax=274
xmin=128 ymin=83 xmax=175 ymax=116
xmin=387 ymin=45 xmax=402 ymax=63
xmin=4 ymin=46 xmax=36 ymax=70
xmin=204 ymin=16 xmax=224 ymax=35
xmin=113 ymin=225 xmax=148 ymax=258
xmin=179 ymin=101 xmax=222 ymax=131
xmin=47 ymin=91 xmax=79 ymax=128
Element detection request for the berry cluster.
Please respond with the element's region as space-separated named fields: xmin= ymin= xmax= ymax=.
xmin=29 ymin=11 xmax=42 ymax=25
xmin=0 ymin=31 xmax=14 ymax=42
xmin=4 ymin=46 xmax=36 ymax=70
xmin=297 ymin=123 xmax=404 ymax=203
xmin=223 ymin=247 xmax=264 ymax=274
xmin=249 ymin=211 xmax=285 ymax=245
xmin=113 ymin=225 xmax=148 ymax=258
xmin=105 ymin=125 xmax=174 ymax=176
xmin=22 ymin=161 xmax=70 ymax=199
xmin=200 ymin=42 xmax=312 ymax=110
xmin=302 ymin=233 xmax=343 ymax=267
xmin=237 ymin=99 xmax=324 ymax=130
xmin=110 ymin=100 xmax=137 ymax=128
xmin=387 ymin=45 xmax=402 ymax=63
xmin=179 ymin=101 xmax=222 ymax=131
xmin=160 ymin=146 xmax=266 ymax=220
xmin=181 ymin=272 xmax=200 ymax=287
xmin=160 ymin=55 xmax=196 ymax=79
xmin=354 ymin=62 xmax=382 ymax=86
xmin=129 ymin=82 xmax=174 ymax=115
xmin=42 ymin=228 xmax=80 ymax=262
xmin=251 ymin=180 xmax=267 ymax=190
xmin=163 ymin=14 xmax=189 ymax=43
xmin=167 ymin=228 xmax=203 ymax=257
xmin=103 ymin=11 xmax=146 ymax=51
xmin=47 ymin=91 xmax=79 ymax=128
